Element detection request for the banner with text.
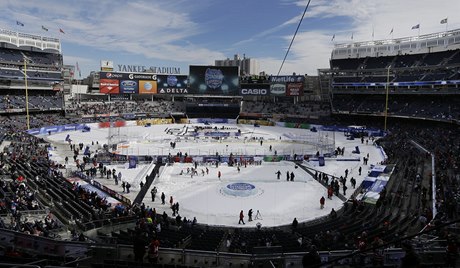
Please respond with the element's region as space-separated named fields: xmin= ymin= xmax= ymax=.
xmin=99 ymin=72 xmax=157 ymax=94
xmin=99 ymin=79 xmax=120 ymax=94
xmin=157 ymin=75 xmax=189 ymax=94
xmin=269 ymin=75 xmax=305 ymax=97
xmin=239 ymin=83 xmax=270 ymax=96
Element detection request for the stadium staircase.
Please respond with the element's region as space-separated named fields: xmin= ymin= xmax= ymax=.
xmin=295 ymin=162 xmax=348 ymax=202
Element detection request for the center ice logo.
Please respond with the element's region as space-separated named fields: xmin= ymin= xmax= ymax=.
xmin=221 ymin=182 xmax=260 ymax=198
xmin=227 ymin=182 xmax=255 ymax=191
xmin=205 ymin=68 xmax=224 ymax=89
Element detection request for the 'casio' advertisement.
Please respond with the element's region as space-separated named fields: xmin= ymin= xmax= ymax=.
xmin=239 ymin=84 xmax=270 ymax=96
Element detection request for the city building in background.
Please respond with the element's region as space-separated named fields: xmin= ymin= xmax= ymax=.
xmin=215 ymin=54 xmax=259 ymax=76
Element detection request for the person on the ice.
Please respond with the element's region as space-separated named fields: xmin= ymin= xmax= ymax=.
xmin=327 ymin=186 xmax=333 ymax=199
xmin=290 ymin=172 xmax=295 ymax=181
xmin=151 ymin=186 xmax=157 ymax=202
xmin=238 ymin=210 xmax=245 ymax=224
xmin=276 ymin=170 xmax=281 ymax=180
xmin=350 ymin=177 xmax=356 ymax=189
xmin=248 ymin=209 xmax=253 ymax=222
xmin=218 ymin=171 xmax=221 ymax=179
xmin=320 ymin=196 xmax=325 ymax=209
xmin=161 ymin=192 xmax=166 ymax=204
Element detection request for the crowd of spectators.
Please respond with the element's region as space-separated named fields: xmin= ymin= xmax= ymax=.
xmin=65 ymin=99 xmax=184 ymax=116
xmin=241 ymin=100 xmax=330 ymax=118
xmin=0 ymin=90 xmax=459 ymax=266
xmin=0 ymin=93 xmax=63 ymax=111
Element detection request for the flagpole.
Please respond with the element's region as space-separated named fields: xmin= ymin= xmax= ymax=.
xmin=384 ymin=66 xmax=391 ymax=131
xmin=24 ymin=57 xmax=30 ymax=130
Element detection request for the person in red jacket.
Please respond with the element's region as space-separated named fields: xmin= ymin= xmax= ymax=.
xmin=148 ymin=237 xmax=160 ymax=264
xmin=327 ymin=186 xmax=333 ymax=199
xmin=239 ymin=210 xmax=245 ymax=224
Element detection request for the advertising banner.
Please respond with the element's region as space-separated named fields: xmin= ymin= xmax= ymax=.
xmin=239 ymin=83 xmax=270 ymax=96
xmin=188 ymin=66 xmax=239 ymax=95
xmin=99 ymin=72 xmax=157 ymax=81
xmin=269 ymin=76 xmax=304 ymax=97
xmin=138 ymin=80 xmax=158 ymax=94
xmin=286 ymin=82 xmax=304 ymax=96
xmin=157 ymin=75 xmax=189 ymax=94
xmin=269 ymin=83 xmax=286 ymax=96
xmin=238 ymin=119 xmax=275 ymax=126
xmin=269 ymin=75 xmax=305 ymax=83
xmin=99 ymin=79 xmax=120 ymax=94
xmin=120 ymin=80 xmax=138 ymax=94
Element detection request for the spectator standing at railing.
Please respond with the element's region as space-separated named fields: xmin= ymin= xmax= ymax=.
xmin=147 ymin=236 xmax=160 ymax=264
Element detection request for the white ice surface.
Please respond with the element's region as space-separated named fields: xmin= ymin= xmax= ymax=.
xmin=42 ymin=123 xmax=384 ymax=228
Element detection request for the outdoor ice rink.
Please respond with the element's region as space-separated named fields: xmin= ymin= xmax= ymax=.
xmin=44 ymin=122 xmax=386 ymax=228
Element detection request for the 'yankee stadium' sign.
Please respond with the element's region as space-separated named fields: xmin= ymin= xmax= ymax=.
xmin=117 ymin=64 xmax=181 ymax=74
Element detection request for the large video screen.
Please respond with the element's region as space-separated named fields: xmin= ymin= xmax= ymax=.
xmin=188 ymin=66 xmax=239 ymax=95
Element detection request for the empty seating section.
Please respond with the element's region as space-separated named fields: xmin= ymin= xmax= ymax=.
xmin=0 ymin=48 xmax=62 ymax=82
xmin=331 ymin=49 xmax=460 ymax=86
xmin=331 ymin=58 xmax=362 ymax=70
xmin=0 ymin=48 xmax=60 ymax=67
xmin=364 ymin=57 xmax=390 ymax=69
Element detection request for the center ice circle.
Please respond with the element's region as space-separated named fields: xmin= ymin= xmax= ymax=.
xmin=222 ymin=182 xmax=257 ymax=197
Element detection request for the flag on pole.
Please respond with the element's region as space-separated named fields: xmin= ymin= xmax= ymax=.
xmin=389 ymin=28 xmax=394 ymax=35
xmin=331 ymin=34 xmax=335 ymax=41
xmin=59 ymin=28 xmax=65 ymax=34
xmin=440 ymin=18 xmax=448 ymax=24
xmin=411 ymin=24 xmax=420 ymax=30
xmin=41 ymin=25 xmax=48 ymax=31
xmin=16 ymin=21 xmax=24 ymax=27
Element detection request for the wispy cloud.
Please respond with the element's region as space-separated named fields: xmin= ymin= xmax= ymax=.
xmin=1 ymin=0 xmax=459 ymax=76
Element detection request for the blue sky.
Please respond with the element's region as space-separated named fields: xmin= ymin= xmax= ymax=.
xmin=1 ymin=0 xmax=459 ymax=77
